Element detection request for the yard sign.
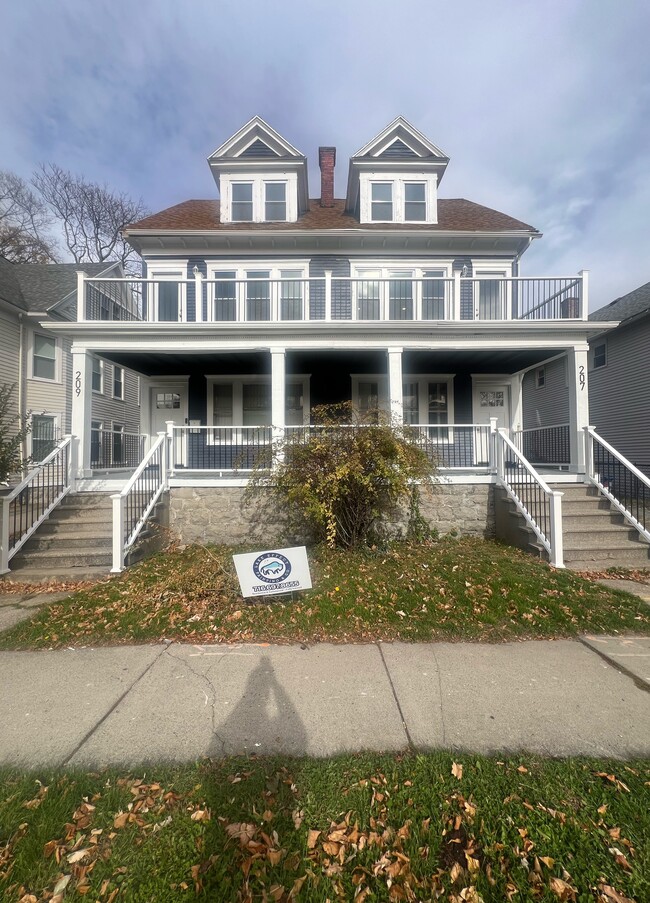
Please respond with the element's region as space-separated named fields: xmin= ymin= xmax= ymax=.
xmin=233 ymin=546 xmax=312 ymax=598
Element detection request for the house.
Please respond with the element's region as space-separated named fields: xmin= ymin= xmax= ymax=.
xmin=6 ymin=116 xmax=649 ymax=576
xmin=0 ymin=258 xmax=142 ymax=470
xmin=588 ymin=281 xmax=650 ymax=476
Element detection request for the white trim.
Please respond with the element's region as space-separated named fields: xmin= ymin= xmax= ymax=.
xmin=146 ymin=260 xmax=189 ymax=322
xmin=349 ymin=261 xmax=452 ymax=321
xmin=205 ymin=374 xmax=311 ymax=430
xmin=112 ymin=364 xmax=125 ymax=400
xmin=29 ymin=411 xmax=62 ymax=460
xmin=360 ymin=172 xmax=438 ymax=224
xmin=205 ymin=260 xmax=310 ymax=322
xmin=220 ymin=172 xmax=298 ymax=223
xmin=91 ymin=356 xmax=104 ymax=394
xmin=353 ymin=116 xmax=448 ymax=160
xmin=209 ymin=116 xmax=304 ymax=160
xmin=471 ymin=375 xmax=514 ymax=430
xmin=351 ymin=372 xmax=455 ymax=429
xmin=29 ymin=329 xmax=61 ymax=383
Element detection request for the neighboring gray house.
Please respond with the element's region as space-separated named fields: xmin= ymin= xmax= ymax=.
xmin=589 ymin=282 xmax=650 ymax=476
xmin=0 ymin=258 xmax=142 ymax=469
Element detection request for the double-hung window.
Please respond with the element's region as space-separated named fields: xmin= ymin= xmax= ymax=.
xmin=353 ymin=264 xmax=451 ymax=321
xmin=356 ymin=269 xmax=381 ymax=320
xmin=149 ymin=267 xmax=185 ymax=322
xmin=213 ymin=271 xmax=237 ymax=321
xmin=280 ymin=269 xmax=303 ymax=320
xmin=92 ymin=357 xmax=103 ymax=393
xmin=388 ymin=270 xmax=414 ymax=320
xmin=31 ymin=414 xmax=57 ymax=461
xmin=32 ymin=334 xmax=57 ymax=380
xmin=422 ymin=270 xmax=446 ymax=319
xmin=593 ymin=342 xmax=607 ymax=369
xmin=113 ymin=365 xmax=124 ymax=400
xmin=232 ymin=183 xmax=253 ymax=221
xmin=209 ymin=376 xmax=309 ymax=436
xmin=208 ymin=262 xmax=308 ymax=322
xmin=246 ymin=270 xmax=271 ymax=321
xmin=475 ymin=270 xmax=508 ymax=320
xmin=404 ymin=183 xmax=426 ymax=221
xmin=371 ymin=183 xmax=393 ymax=221
xmin=265 ymin=183 xmax=286 ymax=221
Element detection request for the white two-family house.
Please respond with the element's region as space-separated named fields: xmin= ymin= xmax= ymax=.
xmin=4 ymin=116 xmax=649 ymax=576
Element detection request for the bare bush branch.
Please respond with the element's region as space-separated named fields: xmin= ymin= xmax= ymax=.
xmin=0 ymin=170 xmax=58 ymax=263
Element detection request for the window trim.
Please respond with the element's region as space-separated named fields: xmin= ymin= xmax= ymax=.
xmin=30 ymin=331 xmax=60 ymax=383
xmin=206 ymin=260 xmax=310 ymax=322
xmin=350 ymin=261 xmax=452 ymax=321
xmin=221 ymin=172 xmax=298 ymax=223
xmin=535 ymin=367 xmax=546 ymax=389
xmin=359 ymin=172 xmax=438 ymax=224
xmin=92 ymin=357 xmax=104 ymax=394
xmin=592 ymin=341 xmax=607 ymax=369
xmin=351 ymin=373 xmax=455 ymax=437
xmin=205 ymin=374 xmax=311 ymax=438
xmin=29 ymin=412 xmax=61 ymax=460
xmin=112 ymin=364 xmax=125 ymax=401
xmin=147 ymin=260 xmax=189 ymax=322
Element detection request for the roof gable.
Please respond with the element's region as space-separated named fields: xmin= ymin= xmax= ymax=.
xmin=353 ymin=116 xmax=448 ymax=160
xmin=208 ymin=116 xmax=304 ymax=160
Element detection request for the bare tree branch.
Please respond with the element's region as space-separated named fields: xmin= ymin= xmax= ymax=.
xmin=32 ymin=164 xmax=149 ymax=272
xmin=0 ymin=170 xmax=59 ymax=263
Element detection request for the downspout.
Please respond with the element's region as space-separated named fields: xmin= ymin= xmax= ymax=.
xmin=18 ymin=312 xmax=26 ymax=466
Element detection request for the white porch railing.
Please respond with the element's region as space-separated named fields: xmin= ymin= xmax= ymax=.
xmin=0 ymin=436 xmax=75 ymax=574
xmin=77 ymin=272 xmax=589 ymax=324
xmin=111 ymin=432 xmax=167 ymax=573
xmin=585 ymin=426 xmax=650 ymax=544
xmin=496 ymin=427 xmax=564 ymax=567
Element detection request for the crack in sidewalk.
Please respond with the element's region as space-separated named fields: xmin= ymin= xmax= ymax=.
xmin=60 ymin=643 xmax=170 ymax=766
xmin=577 ymin=637 xmax=650 ymax=694
xmin=376 ymin=643 xmax=414 ymax=751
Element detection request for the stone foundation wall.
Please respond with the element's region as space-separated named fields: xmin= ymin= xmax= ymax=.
xmin=168 ymin=483 xmax=495 ymax=546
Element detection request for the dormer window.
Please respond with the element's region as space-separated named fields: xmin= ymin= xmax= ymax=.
xmin=232 ymin=183 xmax=253 ymax=221
xmin=371 ymin=183 xmax=393 ymax=221
xmin=404 ymin=183 xmax=426 ymax=221
xmin=265 ymin=183 xmax=286 ymax=221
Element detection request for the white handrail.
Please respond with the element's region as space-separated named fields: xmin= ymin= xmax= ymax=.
xmin=111 ymin=432 xmax=167 ymax=573
xmin=497 ymin=428 xmax=564 ymax=567
xmin=585 ymin=426 xmax=650 ymax=543
xmin=0 ymin=436 xmax=74 ymax=573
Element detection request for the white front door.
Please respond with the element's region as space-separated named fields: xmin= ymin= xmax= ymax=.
xmin=150 ymin=383 xmax=189 ymax=466
xmin=472 ymin=379 xmax=512 ymax=466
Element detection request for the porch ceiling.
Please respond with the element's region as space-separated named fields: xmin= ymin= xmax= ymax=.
xmin=102 ymin=347 xmax=564 ymax=376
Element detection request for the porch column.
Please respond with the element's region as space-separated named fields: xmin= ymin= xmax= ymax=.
xmin=567 ymin=345 xmax=590 ymax=474
xmin=71 ymin=347 xmax=93 ymax=478
xmin=270 ymin=348 xmax=286 ymax=436
xmin=387 ymin=347 xmax=403 ymax=425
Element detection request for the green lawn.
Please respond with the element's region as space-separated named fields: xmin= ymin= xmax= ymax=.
xmin=1 ymin=754 xmax=648 ymax=902
xmin=0 ymin=539 xmax=648 ymax=650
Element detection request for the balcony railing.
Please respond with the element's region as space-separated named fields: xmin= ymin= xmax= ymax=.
xmin=166 ymin=424 xmax=494 ymax=473
xmin=77 ymin=272 xmax=588 ymax=324
xmin=91 ymin=428 xmax=146 ymax=470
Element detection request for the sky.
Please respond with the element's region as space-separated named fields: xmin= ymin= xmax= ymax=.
xmin=1 ymin=0 xmax=649 ymax=311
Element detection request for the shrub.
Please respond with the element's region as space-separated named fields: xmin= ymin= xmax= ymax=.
xmin=247 ymin=402 xmax=438 ymax=548
xmin=0 ymin=383 xmax=30 ymax=484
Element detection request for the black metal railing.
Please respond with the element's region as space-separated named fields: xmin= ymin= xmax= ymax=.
xmin=514 ymin=424 xmax=571 ymax=467
xmin=408 ymin=424 xmax=492 ymax=468
xmin=91 ymin=429 xmax=145 ymax=469
xmin=590 ymin=431 xmax=649 ymax=536
xmin=122 ymin=439 xmax=164 ymax=550
xmin=172 ymin=426 xmax=273 ymax=471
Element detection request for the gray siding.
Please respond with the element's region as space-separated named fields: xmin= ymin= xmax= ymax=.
xmin=0 ymin=307 xmax=22 ymax=431
xmin=25 ymin=328 xmax=70 ymax=438
xmin=522 ymin=356 xmax=569 ymax=429
xmin=589 ymin=317 xmax=650 ymax=475
xmin=91 ymin=358 xmax=141 ymax=433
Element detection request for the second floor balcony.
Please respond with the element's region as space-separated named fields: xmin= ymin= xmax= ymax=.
xmin=76 ymin=270 xmax=589 ymax=325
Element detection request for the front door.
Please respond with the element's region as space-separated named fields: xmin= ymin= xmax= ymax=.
xmin=150 ymin=383 xmax=189 ymax=466
xmin=472 ymin=379 xmax=512 ymax=465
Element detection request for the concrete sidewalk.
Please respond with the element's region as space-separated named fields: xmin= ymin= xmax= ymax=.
xmin=0 ymin=638 xmax=648 ymax=768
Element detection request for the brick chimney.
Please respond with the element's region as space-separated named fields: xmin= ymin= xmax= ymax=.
xmin=319 ymin=146 xmax=336 ymax=207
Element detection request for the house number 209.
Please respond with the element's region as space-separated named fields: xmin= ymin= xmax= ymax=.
xmin=75 ymin=371 xmax=82 ymax=396
xmin=579 ymin=365 xmax=585 ymax=390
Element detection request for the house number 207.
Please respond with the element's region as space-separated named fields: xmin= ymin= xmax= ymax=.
xmin=75 ymin=371 xmax=82 ymax=396
xmin=579 ymin=365 xmax=585 ymax=390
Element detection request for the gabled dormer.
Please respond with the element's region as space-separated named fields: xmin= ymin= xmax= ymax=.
xmin=208 ymin=117 xmax=309 ymax=224
xmin=345 ymin=117 xmax=449 ymax=225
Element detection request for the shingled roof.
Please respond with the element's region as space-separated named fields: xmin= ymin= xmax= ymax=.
xmin=11 ymin=262 xmax=113 ymax=312
xmin=590 ymin=281 xmax=650 ymax=324
xmin=0 ymin=257 xmax=27 ymax=311
xmin=127 ymin=198 xmax=538 ymax=233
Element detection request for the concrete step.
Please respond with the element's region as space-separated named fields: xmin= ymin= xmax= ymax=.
xmin=48 ymin=508 xmax=114 ymax=525
xmin=565 ymin=549 xmax=650 ymax=569
xmin=561 ymin=513 xmax=626 ymax=529
xmin=38 ymin=520 xmax=114 ymax=536
xmin=1 ymin=566 xmax=111 ymax=584
xmin=23 ymin=534 xmax=112 ymax=552
xmin=559 ymin=498 xmax=615 ymax=514
xmin=563 ymin=530 xmax=646 ymax=551
xmin=59 ymin=493 xmax=113 ymax=509
xmin=11 ymin=548 xmax=113 ymax=569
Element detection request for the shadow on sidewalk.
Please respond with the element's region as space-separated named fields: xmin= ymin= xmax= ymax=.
xmin=208 ymin=654 xmax=308 ymax=756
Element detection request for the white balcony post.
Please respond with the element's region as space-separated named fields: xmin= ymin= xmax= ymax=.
xmin=579 ymin=269 xmax=589 ymax=320
xmin=549 ymin=490 xmax=565 ymax=568
xmin=324 ymin=270 xmax=332 ymax=321
xmin=271 ymin=349 xmax=286 ymax=454
xmin=159 ymin=430 xmax=169 ymax=490
xmin=166 ymin=420 xmax=176 ymax=475
xmin=453 ymin=270 xmax=462 ymax=320
xmin=111 ymin=493 xmax=125 ymax=573
xmin=387 ymin=347 xmax=403 ymax=425
xmin=76 ymin=270 xmax=86 ymax=321
xmin=488 ymin=416 xmax=498 ymax=473
xmin=0 ymin=497 xmax=10 ymax=575
xmin=71 ymin=348 xmax=93 ymax=478
xmin=194 ymin=268 xmax=203 ymax=323
xmin=567 ymin=346 xmax=590 ymax=474
xmin=496 ymin=428 xmax=505 ymax=482
xmin=64 ymin=433 xmax=76 ymax=494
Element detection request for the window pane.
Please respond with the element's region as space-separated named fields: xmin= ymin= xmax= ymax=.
xmin=477 ymin=274 xmax=505 ymax=319
xmin=357 ymin=381 xmax=379 ymax=421
xmin=389 ymin=271 xmax=413 ymax=320
xmin=286 ymin=383 xmax=303 ymax=425
xmin=242 ymin=383 xmax=270 ymax=426
xmin=403 ymin=382 xmax=419 ymax=424
xmin=356 ymin=269 xmax=381 ymax=319
xmin=280 ymin=269 xmax=303 ymax=320
xmin=265 ymin=183 xmax=286 ymax=221
xmin=213 ymin=384 xmax=233 ymax=426
xmin=32 ymin=415 xmax=56 ymax=460
xmin=113 ymin=366 xmax=123 ymax=398
xmin=157 ymin=281 xmax=179 ymax=321
xmin=92 ymin=358 xmax=102 ymax=392
xmin=594 ymin=344 xmax=606 ymax=367
xmin=214 ymin=271 xmax=237 ymax=321
xmin=371 ymin=183 xmax=392 ymax=221
xmin=428 ymin=382 xmax=448 ymax=425
xmin=232 ymin=183 xmax=253 ymax=221
xmin=33 ymin=335 xmax=56 ymax=380
xmin=404 ymin=183 xmax=426 ymax=221
xmin=422 ymin=270 xmax=446 ymax=319
xmin=246 ymin=271 xmax=270 ymax=320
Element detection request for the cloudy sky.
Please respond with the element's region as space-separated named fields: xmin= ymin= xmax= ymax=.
xmin=1 ymin=0 xmax=648 ymax=310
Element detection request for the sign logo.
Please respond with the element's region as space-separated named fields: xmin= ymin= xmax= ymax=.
xmin=253 ymin=552 xmax=292 ymax=584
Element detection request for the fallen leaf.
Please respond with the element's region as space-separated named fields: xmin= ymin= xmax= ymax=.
xmin=307 ymin=829 xmax=320 ymax=849
xmin=452 ymin=762 xmax=463 ymax=780
xmin=598 ymin=884 xmax=636 ymax=903
xmin=67 ymin=848 xmax=90 ymax=863
xmin=517 ymin=765 xmax=528 ymax=774
xmin=608 ymin=847 xmax=632 ymax=871
xmin=113 ymin=812 xmax=129 ymax=829
xmin=549 ymin=876 xmax=577 ymax=901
